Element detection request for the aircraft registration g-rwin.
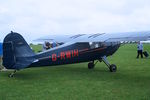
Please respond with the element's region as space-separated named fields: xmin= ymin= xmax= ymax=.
xmin=2 ymin=31 xmax=150 ymax=77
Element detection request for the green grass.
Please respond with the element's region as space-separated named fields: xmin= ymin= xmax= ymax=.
xmin=0 ymin=44 xmax=150 ymax=100
xmin=30 ymin=44 xmax=42 ymax=53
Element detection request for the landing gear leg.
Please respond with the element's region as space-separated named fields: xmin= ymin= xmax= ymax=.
xmin=88 ymin=60 xmax=99 ymax=69
xmin=9 ymin=70 xmax=17 ymax=78
xmin=101 ymin=56 xmax=117 ymax=72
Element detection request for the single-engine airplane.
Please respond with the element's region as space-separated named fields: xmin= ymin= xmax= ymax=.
xmin=2 ymin=31 xmax=150 ymax=77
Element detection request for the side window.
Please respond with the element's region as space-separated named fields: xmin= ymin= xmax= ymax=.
xmin=89 ymin=42 xmax=103 ymax=49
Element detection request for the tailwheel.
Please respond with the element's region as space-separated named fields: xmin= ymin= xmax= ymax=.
xmin=9 ymin=73 xmax=14 ymax=78
xmin=88 ymin=61 xmax=95 ymax=69
xmin=8 ymin=70 xmax=17 ymax=78
xmin=109 ymin=64 xmax=117 ymax=72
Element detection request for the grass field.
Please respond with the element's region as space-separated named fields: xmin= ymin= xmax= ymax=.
xmin=0 ymin=44 xmax=150 ymax=100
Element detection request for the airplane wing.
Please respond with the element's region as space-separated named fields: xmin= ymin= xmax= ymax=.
xmin=34 ymin=31 xmax=150 ymax=43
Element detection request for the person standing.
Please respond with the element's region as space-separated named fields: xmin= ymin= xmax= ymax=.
xmin=137 ymin=41 xmax=143 ymax=58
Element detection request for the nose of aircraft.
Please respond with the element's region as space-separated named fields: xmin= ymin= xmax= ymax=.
xmin=107 ymin=42 xmax=121 ymax=56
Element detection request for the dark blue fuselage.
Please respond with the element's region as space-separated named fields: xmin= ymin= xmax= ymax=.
xmin=29 ymin=42 xmax=120 ymax=67
xmin=3 ymin=32 xmax=120 ymax=70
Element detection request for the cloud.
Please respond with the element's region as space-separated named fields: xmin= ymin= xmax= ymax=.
xmin=0 ymin=0 xmax=150 ymax=42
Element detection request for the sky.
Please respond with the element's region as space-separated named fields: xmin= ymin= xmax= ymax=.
xmin=0 ymin=0 xmax=150 ymax=42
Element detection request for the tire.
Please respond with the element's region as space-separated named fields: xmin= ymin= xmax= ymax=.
xmin=109 ymin=64 xmax=117 ymax=72
xmin=88 ymin=62 xmax=95 ymax=69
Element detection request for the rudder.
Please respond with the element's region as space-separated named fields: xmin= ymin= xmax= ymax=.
xmin=3 ymin=31 xmax=35 ymax=69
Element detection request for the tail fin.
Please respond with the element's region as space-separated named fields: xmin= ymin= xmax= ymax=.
xmin=3 ymin=31 xmax=35 ymax=70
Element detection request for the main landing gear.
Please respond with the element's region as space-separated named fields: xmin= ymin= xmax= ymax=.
xmin=9 ymin=70 xmax=17 ymax=78
xmin=88 ymin=61 xmax=98 ymax=69
xmin=88 ymin=56 xmax=117 ymax=72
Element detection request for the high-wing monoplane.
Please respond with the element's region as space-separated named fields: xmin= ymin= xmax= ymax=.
xmin=2 ymin=31 xmax=150 ymax=77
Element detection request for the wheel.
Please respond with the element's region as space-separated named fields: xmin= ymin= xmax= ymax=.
xmin=109 ymin=64 xmax=117 ymax=72
xmin=88 ymin=62 xmax=95 ymax=69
